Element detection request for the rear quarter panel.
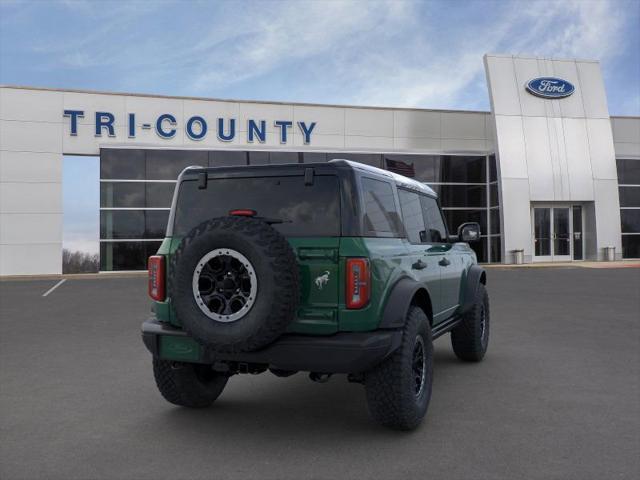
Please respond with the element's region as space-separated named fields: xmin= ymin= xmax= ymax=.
xmin=338 ymin=237 xmax=416 ymax=332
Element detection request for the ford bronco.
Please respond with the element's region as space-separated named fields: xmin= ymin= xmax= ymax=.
xmin=142 ymin=159 xmax=490 ymax=430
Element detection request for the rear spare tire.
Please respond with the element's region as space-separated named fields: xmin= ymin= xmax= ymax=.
xmin=169 ymin=216 xmax=299 ymax=353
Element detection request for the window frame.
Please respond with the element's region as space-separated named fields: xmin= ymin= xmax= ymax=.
xmin=358 ymin=175 xmax=404 ymax=238
xmin=397 ymin=187 xmax=428 ymax=245
xmin=419 ymin=193 xmax=450 ymax=244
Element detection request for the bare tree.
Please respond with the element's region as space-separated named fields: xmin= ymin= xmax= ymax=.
xmin=62 ymin=249 xmax=99 ymax=274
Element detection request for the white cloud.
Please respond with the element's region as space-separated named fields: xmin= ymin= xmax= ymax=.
xmin=12 ymin=0 xmax=636 ymax=112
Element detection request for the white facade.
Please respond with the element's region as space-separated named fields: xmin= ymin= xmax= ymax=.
xmin=0 ymin=53 xmax=639 ymax=275
xmin=484 ymin=54 xmax=630 ymax=262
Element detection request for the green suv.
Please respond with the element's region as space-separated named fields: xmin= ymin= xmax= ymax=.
xmin=142 ymin=159 xmax=489 ymax=430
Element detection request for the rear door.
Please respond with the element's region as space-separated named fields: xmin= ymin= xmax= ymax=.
xmin=172 ymin=172 xmax=342 ymax=334
xmin=288 ymin=237 xmax=340 ymax=334
xmin=397 ymin=188 xmax=443 ymax=318
xmin=419 ymin=195 xmax=461 ymax=320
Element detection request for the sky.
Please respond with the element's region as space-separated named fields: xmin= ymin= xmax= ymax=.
xmin=1 ymin=0 xmax=639 ymax=114
xmin=1 ymin=0 xmax=639 ymax=253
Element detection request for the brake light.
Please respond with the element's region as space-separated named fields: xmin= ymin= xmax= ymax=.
xmin=148 ymin=255 xmax=165 ymax=301
xmin=229 ymin=209 xmax=257 ymax=217
xmin=346 ymin=258 xmax=370 ymax=309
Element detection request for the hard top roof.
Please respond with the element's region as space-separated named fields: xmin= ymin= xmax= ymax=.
xmin=180 ymin=159 xmax=437 ymax=197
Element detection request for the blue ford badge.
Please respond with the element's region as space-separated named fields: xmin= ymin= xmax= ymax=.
xmin=526 ymin=77 xmax=575 ymax=99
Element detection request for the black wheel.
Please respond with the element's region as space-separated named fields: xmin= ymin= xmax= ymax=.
xmin=364 ymin=306 xmax=433 ymax=431
xmin=153 ymin=359 xmax=228 ymax=408
xmin=451 ymin=283 xmax=490 ymax=362
xmin=169 ymin=216 xmax=299 ymax=353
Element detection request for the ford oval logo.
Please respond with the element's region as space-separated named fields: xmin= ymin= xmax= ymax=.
xmin=526 ymin=77 xmax=575 ymax=99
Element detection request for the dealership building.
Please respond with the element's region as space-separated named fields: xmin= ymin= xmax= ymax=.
xmin=0 ymin=53 xmax=639 ymax=275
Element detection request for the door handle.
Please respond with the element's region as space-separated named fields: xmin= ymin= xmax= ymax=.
xmin=438 ymin=257 xmax=451 ymax=267
xmin=412 ymin=259 xmax=427 ymax=270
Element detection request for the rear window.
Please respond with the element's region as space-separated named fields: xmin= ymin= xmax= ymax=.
xmin=173 ymin=175 xmax=340 ymax=237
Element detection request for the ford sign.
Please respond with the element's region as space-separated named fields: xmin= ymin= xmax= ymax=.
xmin=526 ymin=77 xmax=575 ymax=99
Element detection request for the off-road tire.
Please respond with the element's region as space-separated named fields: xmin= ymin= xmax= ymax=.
xmin=153 ymin=359 xmax=228 ymax=408
xmin=364 ymin=306 xmax=433 ymax=431
xmin=451 ymin=283 xmax=490 ymax=362
xmin=169 ymin=216 xmax=299 ymax=353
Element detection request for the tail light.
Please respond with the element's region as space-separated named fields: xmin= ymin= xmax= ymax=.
xmin=229 ymin=209 xmax=257 ymax=217
xmin=148 ymin=255 xmax=165 ymax=301
xmin=346 ymin=258 xmax=370 ymax=309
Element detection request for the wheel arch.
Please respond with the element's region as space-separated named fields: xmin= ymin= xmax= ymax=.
xmin=460 ymin=264 xmax=487 ymax=314
xmin=379 ymin=277 xmax=434 ymax=329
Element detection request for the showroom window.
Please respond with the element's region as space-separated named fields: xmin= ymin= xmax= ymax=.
xmin=617 ymin=158 xmax=640 ymax=258
xmin=385 ymin=154 xmax=501 ymax=262
xmin=100 ymin=149 xmax=502 ymax=270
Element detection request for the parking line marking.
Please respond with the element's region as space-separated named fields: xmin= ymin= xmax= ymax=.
xmin=42 ymin=279 xmax=66 ymax=297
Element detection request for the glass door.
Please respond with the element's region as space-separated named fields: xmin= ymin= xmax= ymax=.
xmin=532 ymin=205 xmax=583 ymax=262
xmin=534 ymin=207 xmax=552 ymax=261
xmin=552 ymin=207 xmax=571 ymax=261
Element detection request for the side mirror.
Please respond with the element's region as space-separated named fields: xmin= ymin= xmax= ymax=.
xmin=457 ymin=222 xmax=481 ymax=242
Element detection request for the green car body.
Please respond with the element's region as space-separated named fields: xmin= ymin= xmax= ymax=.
xmin=145 ymin=160 xmax=485 ymax=368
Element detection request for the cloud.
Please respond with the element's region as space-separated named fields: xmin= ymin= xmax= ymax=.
xmin=186 ymin=1 xmax=414 ymax=93
xmin=2 ymin=0 xmax=637 ymax=113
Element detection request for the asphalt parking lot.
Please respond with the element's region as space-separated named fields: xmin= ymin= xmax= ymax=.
xmin=1 ymin=267 xmax=639 ymax=480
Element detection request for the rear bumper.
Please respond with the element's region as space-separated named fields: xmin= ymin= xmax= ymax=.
xmin=141 ymin=319 xmax=402 ymax=374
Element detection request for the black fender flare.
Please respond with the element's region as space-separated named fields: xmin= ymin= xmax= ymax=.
xmin=460 ymin=265 xmax=486 ymax=314
xmin=378 ymin=277 xmax=433 ymax=329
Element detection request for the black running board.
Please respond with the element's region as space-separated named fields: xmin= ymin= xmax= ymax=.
xmin=432 ymin=315 xmax=462 ymax=339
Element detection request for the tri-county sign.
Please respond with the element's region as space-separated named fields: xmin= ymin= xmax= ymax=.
xmin=63 ymin=110 xmax=317 ymax=144
xmin=525 ymin=77 xmax=575 ymax=99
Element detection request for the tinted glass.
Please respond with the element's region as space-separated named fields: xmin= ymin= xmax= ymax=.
xmin=439 ymin=155 xmax=485 ymax=183
xmin=100 ymin=149 xmax=145 ymax=180
xmin=432 ymin=184 xmax=486 ymax=208
xmin=490 ymin=183 xmax=499 ymax=206
xmin=490 ymin=209 xmax=501 ymax=234
xmin=100 ymin=182 xmax=144 ymax=208
xmin=100 ymin=241 xmax=161 ymax=271
xmin=209 ymin=150 xmax=247 ymax=167
xmin=398 ymin=189 xmax=426 ymax=243
xmin=302 ymin=152 xmax=327 ymax=163
xmin=145 ymin=210 xmax=170 ymax=239
xmin=619 ymin=186 xmax=640 ymax=207
xmin=334 ymin=153 xmax=382 ymax=168
xmin=174 ymin=175 xmax=341 ymax=237
xmin=442 ymin=209 xmax=487 ymax=236
xmin=573 ymin=206 xmax=583 ymax=260
xmin=621 ymin=210 xmax=640 ymax=233
xmin=248 ymin=151 xmax=269 ymax=165
xmin=100 ymin=210 xmax=144 ymax=239
xmin=622 ymin=235 xmax=640 ymax=258
xmin=420 ymin=195 xmax=447 ymax=242
xmin=146 ymin=182 xmax=176 ymax=208
xmin=385 ymin=154 xmax=439 ymax=182
xmin=146 ymin=150 xmax=207 ymax=180
xmin=490 ymin=236 xmax=501 ymax=262
xmin=617 ymin=159 xmax=640 ymax=184
xmin=534 ymin=208 xmax=551 ymax=256
xmin=469 ymin=237 xmax=487 ymax=263
xmin=361 ymin=177 xmax=401 ymax=234
xmin=269 ymin=152 xmax=300 ymax=164
xmin=489 ymin=155 xmax=497 ymax=182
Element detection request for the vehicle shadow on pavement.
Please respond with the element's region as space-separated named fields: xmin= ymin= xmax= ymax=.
xmin=138 ymin=348 xmax=468 ymax=439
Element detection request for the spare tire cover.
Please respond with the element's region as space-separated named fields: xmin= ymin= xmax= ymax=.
xmin=169 ymin=216 xmax=299 ymax=353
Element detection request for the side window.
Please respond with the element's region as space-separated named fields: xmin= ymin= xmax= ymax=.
xmin=420 ymin=195 xmax=448 ymax=243
xmin=398 ymin=189 xmax=427 ymax=243
xmin=361 ymin=177 xmax=402 ymax=235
